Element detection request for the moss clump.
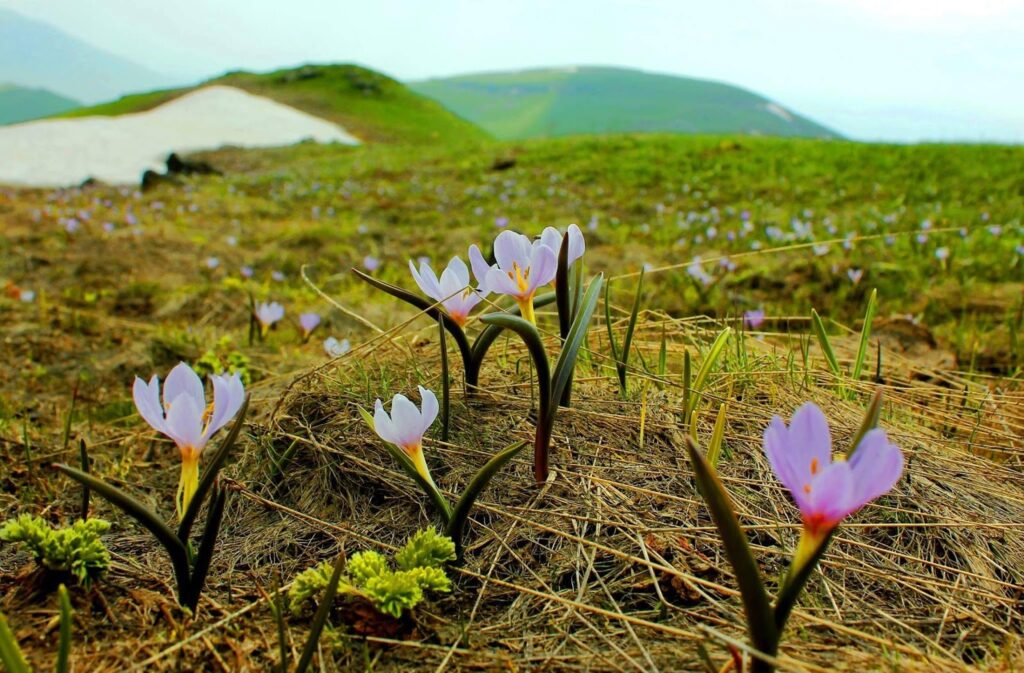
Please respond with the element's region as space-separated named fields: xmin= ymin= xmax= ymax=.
xmin=0 ymin=515 xmax=111 ymax=586
xmin=287 ymin=528 xmax=455 ymax=618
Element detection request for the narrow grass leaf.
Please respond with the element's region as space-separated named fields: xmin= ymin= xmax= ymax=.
xmin=0 ymin=610 xmax=29 ymax=673
xmin=179 ymin=395 xmax=249 ymax=541
xmin=55 ymin=584 xmax=72 ymax=673
xmin=78 ymin=438 xmax=90 ymax=521
xmin=446 ymin=440 xmax=529 ymax=559
xmin=617 ymin=268 xmax=645 ymax=396
xmin=847 ymin=389 xmax=883 ymax=458
xmin=551 ymin=275 xmax=604 ymax=417
xmin=479 ymin=313 xmax=553 ymax=482
xmin=685 ymin=436 xmax=778 ymax=659
xmin=186 ymin=484 xmax=228 ymax=611
xmin=851 ymin=288 xmax=877 ymax=381
xmin=294 ymin=552 xmax=346 ymax=673
xmin=706 ymin=402 xmax=728 ymax=468
xmin=438 ymin=314 xmax=450 ymax=442
xmin=54 ymin=464 xmax=191 ymax=605
xmin=555 ymin=231 xmax=572 ymax=339
xmin=810 ymin=309 xmax=842 ymax=377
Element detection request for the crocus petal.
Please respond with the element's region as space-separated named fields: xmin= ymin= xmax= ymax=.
xmin=373 ymin=399 xmax=400 ymax=445
xmin=204 ymin=373 xmax=245 ymax=440
xmin=493 ymin=231 xmax=532 ymax=270
xmin=163 ymin=393 xmax=206 ymax=453
xmin=787 ymin=402 xmax=833 ymax=483
xmin=567 ymin=223 xmax=585 ymax=265
xmin=539 ymin=226 xmax=562 ymax=254
xmin=417 ymin=386 xmax=439 ymax=436
xmin=847 ymin=428 xmax=904 ymax=509
xmin=764 ymin=415 xmax=812 ymax=511
xmin=485 ymin=265 xmax=526 ymax=298
xmin=409 ymin=259 xmax=442 ymax=300
xmin=526 ymin=244 xmax=557 ymax=292
xmin=468 ymin=244 xmax=491 ymax=289
xmin=805 ymin=461 xmax=857 ymax=524
xmin=389 ymin=394 xmax=424 ymax=449
xmin=445 ymin=256 xmax=470 ymax=285
xmin=163 ymin=362 xmax=206 ymax=410
xmin=133 ymin=375 xmax=166 ymax=433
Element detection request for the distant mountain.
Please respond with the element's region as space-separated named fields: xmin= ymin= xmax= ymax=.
xmin=59 ymin=64 xmax=490 ymax=146
xmin=410 ymin=66 xmax=839 ymax=140
xmin=0 ymin=84 xmax=80 ymax=125
xmin=0 ymin=8 xmax=175 ymax=103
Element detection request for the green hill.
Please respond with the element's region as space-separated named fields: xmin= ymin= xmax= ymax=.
xmin=0 ymin=84 xmax=80 ymax=125
xmin=59 ymin=64 xmax=490 ymax=145
xmin=410 ymin=66 xmax=839 ymax=140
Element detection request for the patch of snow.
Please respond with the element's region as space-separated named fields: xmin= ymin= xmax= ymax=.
xmin=0 ymin=85 xmax=360 ymax=187
xmin=764 ymin=103 xmax=794 ymax=123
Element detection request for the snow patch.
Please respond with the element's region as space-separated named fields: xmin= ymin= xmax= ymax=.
xmin=0 ymin=85 xmax=360 ymax=187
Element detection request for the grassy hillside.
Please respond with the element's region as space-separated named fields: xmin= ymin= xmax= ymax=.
xmin=59 ymin=64 xmax=490 ymax=145
xmin=411 ymin=66 xmax=839 ymax=140
xmin=0 ymin=84 xmax=79 ymax=124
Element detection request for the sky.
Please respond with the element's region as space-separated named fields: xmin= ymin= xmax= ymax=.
xmin=4 ymin=0 xmax=1024 ymax=142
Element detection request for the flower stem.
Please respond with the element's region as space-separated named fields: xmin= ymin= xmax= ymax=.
xmin=518 ymin=297 xmax=536 ymax=325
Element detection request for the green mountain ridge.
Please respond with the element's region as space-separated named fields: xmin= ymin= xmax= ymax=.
xmin=0 ymin=84 xmax=81 ymax=125
xmin=410 ymin=66 xmax=840 ymax=140
xmin=57 ymin=64 xmax=490 ymax=146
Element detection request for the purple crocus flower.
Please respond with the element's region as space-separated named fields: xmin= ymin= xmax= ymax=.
xmin=299 ymin=312 xmax=321 ymax=337
xmin=240 ymin=266 xmax=254 ymax=279
xmin=744 ymin=309 xmax=765 ymax=329
xmin=255 ymin=302 xmax=285 ymax=336
xmin=133 ymin=363 xmax=245 ymax=516
xmin=686 ymin=257 xmax=712 ymax=286
xmin=409 ymin=256 xmax=487 ymax=327
xmin=205 ymin=257 xmax=220 ymax=270
xmin=468 ymin=231 xmax=557 ymax=324
xmin=363 ymin=255 xmax=381 ymax=272
xmin=847 ymin=268 xmax=864 ymax=285
xmin=323 ymin=336 xmax=350 ymax=357
xmin=494 ymin=216 xmax=509 ymax=229
xmin=765 ymin=403 xmax=902 ymax=541
xmin=539 ymin=223 xmax=586 ymax=269
xmin=935 ymin=247 xmax=950 ymax=261
xmin=373 ymin=387 xmax=439 ymax=485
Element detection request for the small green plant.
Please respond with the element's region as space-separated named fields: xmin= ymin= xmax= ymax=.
xmin=288 ymin=528 xmax=455 ymax=619
xmin=195 ymin=336 xmax=253 ymax=385
xmin=0 ymin=515 xmax=110 ymax=586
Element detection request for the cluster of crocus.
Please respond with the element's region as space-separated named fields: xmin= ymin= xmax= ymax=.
xmin=133 ymin=363 xmax=246 ymax=516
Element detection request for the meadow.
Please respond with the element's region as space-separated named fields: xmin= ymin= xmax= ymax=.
xmin=0 ymin=132 xmax=1022 ymax=672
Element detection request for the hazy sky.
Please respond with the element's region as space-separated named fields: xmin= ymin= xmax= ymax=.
xmin=5 ymin=0 xmax=1024 ymax=142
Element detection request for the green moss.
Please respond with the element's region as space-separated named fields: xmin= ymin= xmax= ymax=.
xmin=0 ymin=515 xmax=111 ymax=586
